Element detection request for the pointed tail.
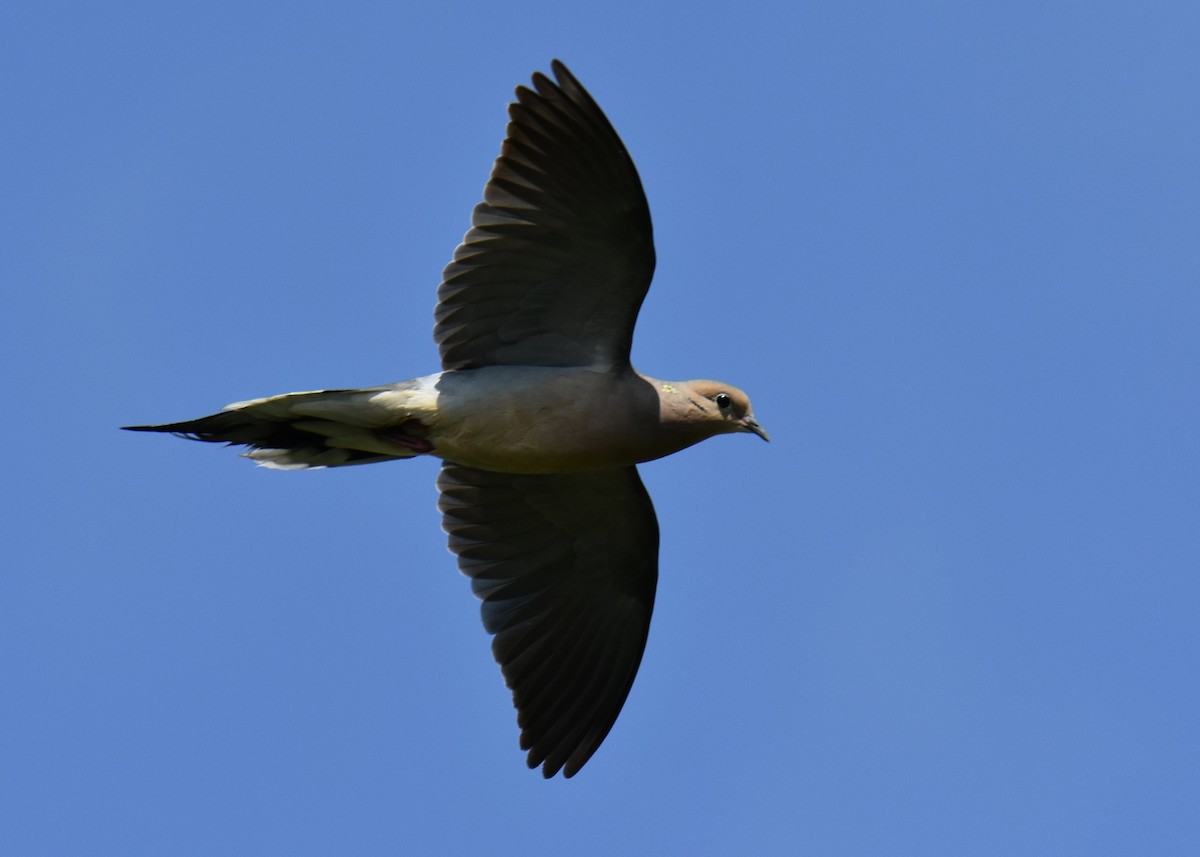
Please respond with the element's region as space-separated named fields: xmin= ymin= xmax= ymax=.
xmin=123 ymin=385 xmax=433 ymax=469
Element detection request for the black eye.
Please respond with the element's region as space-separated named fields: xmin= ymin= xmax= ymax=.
xmin=714 ymin=392 xmax=733 ymax=411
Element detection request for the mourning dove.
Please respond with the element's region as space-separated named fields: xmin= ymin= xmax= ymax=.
xmin=125 ymin=60 xmax=767 ymax=778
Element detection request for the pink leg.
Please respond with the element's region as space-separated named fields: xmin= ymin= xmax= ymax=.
xmin=378 ymin=419 xmax=435 ymax=454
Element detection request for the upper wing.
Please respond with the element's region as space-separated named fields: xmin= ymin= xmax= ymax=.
xmin=437 ymin=463 xmax=659 ymax=777
xmin=434 ymin=60 xmax=656 ymax=371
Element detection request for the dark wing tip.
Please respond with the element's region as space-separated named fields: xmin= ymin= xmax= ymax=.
xmin=522 ymin=58 xmax=577 ymax=105
xmin=548 ymin=59 xmax=581 ymax=93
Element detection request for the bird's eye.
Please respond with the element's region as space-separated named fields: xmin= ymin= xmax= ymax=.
xmin=714 ymin=392 xmax=733 ymax=412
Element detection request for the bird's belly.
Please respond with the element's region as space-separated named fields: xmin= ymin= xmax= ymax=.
xmin=413 ymin=366 xmax=673 ymax=474
xmin=256 ymin=372 xmax=663 ymax=472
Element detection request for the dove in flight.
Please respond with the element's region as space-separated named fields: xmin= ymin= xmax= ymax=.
xmin=125 ymin=60 xmax=767 ymax=778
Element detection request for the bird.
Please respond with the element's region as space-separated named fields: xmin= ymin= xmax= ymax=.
xmin=125 ymin=60 xmax=767 ymax=778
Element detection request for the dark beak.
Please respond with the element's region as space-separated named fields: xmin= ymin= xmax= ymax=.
xmin=741 ymin=417 xmax=770 ymax=442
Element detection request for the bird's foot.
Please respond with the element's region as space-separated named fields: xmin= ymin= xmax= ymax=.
xmin=378 ymin=420 xmax=435 ymax=454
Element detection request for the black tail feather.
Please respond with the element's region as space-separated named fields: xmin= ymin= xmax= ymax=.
xmin=123 ymin=411 xmax=308 ymax=447
xmin=121 ymin=412 xmax=397 ymax=467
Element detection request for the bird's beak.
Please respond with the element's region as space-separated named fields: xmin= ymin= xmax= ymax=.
xmin=741 ymin=416 xmax=770 ymax=442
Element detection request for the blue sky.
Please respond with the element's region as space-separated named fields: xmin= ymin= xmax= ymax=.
xmin=4 ymin=1 xmax=1198 ymax=854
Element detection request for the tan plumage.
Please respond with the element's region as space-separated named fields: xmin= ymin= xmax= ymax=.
xmin=125 ymin=60 xmax=766 ymax=778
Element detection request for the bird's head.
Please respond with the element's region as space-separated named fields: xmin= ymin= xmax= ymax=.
xmin=662 ymin=379 xmax=769 ymax=442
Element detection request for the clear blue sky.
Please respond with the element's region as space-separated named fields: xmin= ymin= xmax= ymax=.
xmin=4 ymin=2 xmax=1198 ymax=854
